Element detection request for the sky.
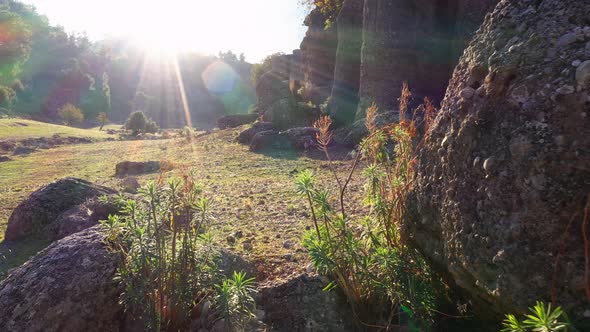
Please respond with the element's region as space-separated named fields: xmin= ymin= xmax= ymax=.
xmin=23 ymin=0 xmax=309 ymax=63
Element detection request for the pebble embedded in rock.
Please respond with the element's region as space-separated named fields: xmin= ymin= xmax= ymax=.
xmin=460 ymin=87 xmax=475 ymax=99
xmin=556 ymin=32 xmax=577 ymax=47
xmin=575 ymin=60 xmax=590 ymax=88
xmin=556 ymin=85 xmax=575 ymax=95
xmin=483 ymin=157 xmax=496 ymax=173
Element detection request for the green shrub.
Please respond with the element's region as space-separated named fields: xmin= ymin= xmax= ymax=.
xmin=215 ymin=271 xmax=257 ymax=331
xmin=102 ymin=176 xmax=256 ymax=330
xmin=58 ymin=103 xmax=84 ymax=126
xmin=297 ymin=85 xmax=440 ymax=328
xmin=125 ymin=111 xmax=158 ymax=135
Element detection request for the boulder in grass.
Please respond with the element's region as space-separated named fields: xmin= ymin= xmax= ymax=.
xmin=115 ymin=161 xmax=161 ymax=178
xmin=4 ymin=178 xmax=116 ymax=241
xmin=0 ymin=226 xmax=124 ymax=332
xmin=217 ymin=113 xmax=258 ymax=129
xmin=53 ymin=198 xmax=120 ymax=241
xmin=237 ymin=122 xmax=275 ymax=145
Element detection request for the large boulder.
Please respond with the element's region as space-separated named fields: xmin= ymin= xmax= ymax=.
xmin=237 ymin=122 xmax=276 ymax=145
xmin=327 ymin=0 xmax=364 ymax=127
xmin=115 ymin=160 xmax=161 ymax=177
xmin=53 ymin=198 xmax=119 ymax=241
xmin=0 ymin=226 xmax=123 ymax=331
xmin=249 ymin=127 xmax=318 ymax=152
xmin=217 ymin=113 xmax=258 ymax=129
xmin=4 ymin=178 xmax=116 ymax=241
xmin=405 ymin=0 xmax=590 ymax=319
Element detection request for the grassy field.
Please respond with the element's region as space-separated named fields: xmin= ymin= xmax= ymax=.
xmin=0 ymin=118 xmax=116 ymax=140
xmin=0 ymin=125 xmax=364 ymax=282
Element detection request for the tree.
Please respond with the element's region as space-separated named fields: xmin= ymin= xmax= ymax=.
xmin=58 ymin=103 xmax=84 ymax=126
xmin=251 ymin=52 xmax=283 ymax=85
xmin=125 ymin=110 xmax=147 ymax=135
xmin=97 ymin=112 xmax=108 ymax=130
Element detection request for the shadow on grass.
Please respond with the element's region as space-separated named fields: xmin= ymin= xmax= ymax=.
xmin=0 ymin=236 xmax=52 ymax=280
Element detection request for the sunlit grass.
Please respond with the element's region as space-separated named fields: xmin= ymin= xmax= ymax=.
xmin=0 ymin=119 xmax=113 ymax=140
xmin=0 ymin=127 xmax=365 ymax=280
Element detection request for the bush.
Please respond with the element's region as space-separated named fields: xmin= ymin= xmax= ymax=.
xmin=125 ymin=111 xmax=158 ymax=135
xmin=297 ymin=84 xmax=440 ymax=328
xmin=102 ymin=176 xmax=256 ymax=330
xmin=58 ymin=103 xmax=84 ymax=126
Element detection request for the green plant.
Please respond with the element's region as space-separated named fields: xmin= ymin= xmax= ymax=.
xmin=215 ymin=271 xmax=257 ymax=331
xmin=502 ymin=302 xmax=571 ymax=332
xmin=125 ymin=110 xmax=159 ymax=135
xmin=104 ymin=175 xmax=221 ymax=330
xmin=297 ymin=84 xmax=440 ymax=328
xmin=58 ymin=103 xmax=84 ymax=126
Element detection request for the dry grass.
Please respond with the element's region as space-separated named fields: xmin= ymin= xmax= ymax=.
xmin=0 ymin=126 xmax=364 ymax=283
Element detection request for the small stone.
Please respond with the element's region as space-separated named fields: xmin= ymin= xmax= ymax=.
xmin=556 ymin=85 xmax=575 ymax=95
xmin=283 ymin=240 xmax=293 ymax=249
xmin=483 ymin=157 xmax=496 ymax=173
xmin=460 ymin=87 xmax=475 ymax=99
xmin=226 ymin=235 xmax=236 ymax=244
xmin=584 ymin=309 xmax=590 ymax=318
xmin=556 ymin=32 xmax=577 ymax=47
xmin=242 ymin=241 xmax=253 ymax=251
xmin=575 ymin=60 xmax=590 ymax=88
xmin=572 ymin=59 xmax=582 ymax=67
xmin=473 ymin=156 xmax=482 ymax=168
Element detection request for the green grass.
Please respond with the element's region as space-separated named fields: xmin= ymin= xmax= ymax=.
xmin=0 ymin=127 xmax=365 ymax=280
xmin=0 ymin=119 xmax=113 ymax=140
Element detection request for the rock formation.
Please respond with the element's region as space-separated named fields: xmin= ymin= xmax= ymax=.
xmin=405 ymin=0 xmax=590 ymax=319
xmin=299 ymin=8 xmax=338 ymax=106
xmin=327 ymin=0 xmax=364 ymax=127
xmin=4 ymin=178 xmax=116 ymax=241
xmin=0 ymin=226 xmax=123 ymax=331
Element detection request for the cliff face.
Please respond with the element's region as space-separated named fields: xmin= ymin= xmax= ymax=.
xmin=406 ymin=0 xmax=590 ymax=318
xmin=327 ymin=0 xmax=364 ymax=127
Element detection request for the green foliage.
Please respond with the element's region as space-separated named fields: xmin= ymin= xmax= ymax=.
xmin=0 ymin=9 xmax=31 ymax=85
xmin=125 ymin=110 xmax=159 ymax=135
xmin=58 ymin=103 xmax=84 ymax=126
xmin=104 ymin=176 xmax=220 ymax=330
xmin=251 ymin=52 xmax=283 ymax=86
xmin=501 ymin=302 xmax=571 ymax=332
xmin=215 ymin=271 xmax=257 ymax=331
xmin=301 ymin=0 xmax=343 ymax=29
xmin=297 ymin=111 xmax=439 ymax=328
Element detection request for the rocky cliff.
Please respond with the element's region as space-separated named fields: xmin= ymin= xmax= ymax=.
xmin=405 ymin=0 xmax=590 ymax=319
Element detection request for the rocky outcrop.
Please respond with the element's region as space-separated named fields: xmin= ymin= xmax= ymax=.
xmin=237 ymin=122 xmax=276 ymax=145
xmin=115 ymin=160 xmax=161 ymax=177
xmin=405 ymin=0 xmax=590 ymax=319
xmin=53 ymin=198 xmax=119 ymax=240
xmin=300 ymin=8 xmax=338 ymax=105
xmin=0 ymin=226 xmax=123 ymax=331
xmin=249 ymin=127 xmax=318 ymax=152
xmin=5 ymin=178 xmax=116 ymax=241
xmin=357 ymin=0 xmax=498 ymax=120
xmin=217 ymin=113 xmax=258 ymax=129
xmin=327 ymin=0 xmax=364 ymax=127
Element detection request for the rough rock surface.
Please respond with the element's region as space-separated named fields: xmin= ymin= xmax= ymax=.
xmin=357 ymin=0 xmax=498 ymax=119
xmin=216 ymin=113 xmax=258 ymax=129
xmin=115 ymin=160 xmax=161 ymax=177
xmin=258 ymin=274 xmax=355 ymax=331
xmin=0 ymin=226 xmax=123 ymax=331
xmin=256 ymin=72 xmax=299 ymax=129
xmin=327 ymin=0 xmax=364 ymax=127
xmin=237 ymin=122 xmax=276 ymax=145
xmin=300 ymin=8 xmax=338 ymax=105
xmin=405 ymin=0 xmax=590 ymax=318
xmin=5 ymin=178 xmax=116 ymax=241
xmin=249 ymin=127 xmax=318 ymax=152
xmin=53 ymin=198 xmax=119 ymax=241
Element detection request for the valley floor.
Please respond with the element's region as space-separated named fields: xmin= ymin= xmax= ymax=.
xmin=0 ymin=125 xmax=364 ymax=284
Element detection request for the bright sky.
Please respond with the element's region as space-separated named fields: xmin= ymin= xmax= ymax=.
xmin=24 ymin=0 xmax=308 ymax=63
